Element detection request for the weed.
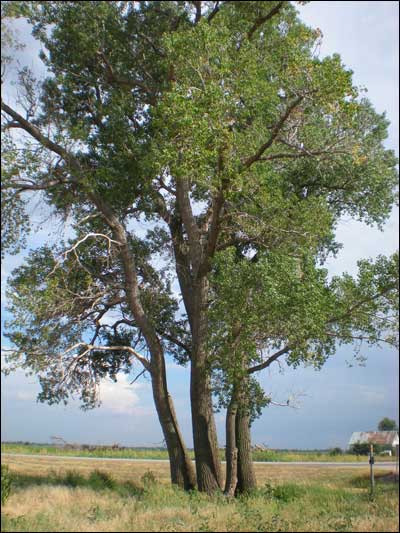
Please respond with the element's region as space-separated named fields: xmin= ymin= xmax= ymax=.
xmin=261 ymin=482 xmax=305 ymax=502
xmin=141 ymin=469 xmax=157 ymax=489
xmin=1 ymin=465 xmax=12 ymax=505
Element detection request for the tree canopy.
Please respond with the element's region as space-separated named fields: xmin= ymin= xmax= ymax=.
xmin=1 ymin=0 xmax=398 ymax=494
xmin=378 ymin=418 xmax=398 ymax=432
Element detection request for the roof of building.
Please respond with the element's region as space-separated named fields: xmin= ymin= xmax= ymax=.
xmin=349 ymin=431 xmax=399 ymax=446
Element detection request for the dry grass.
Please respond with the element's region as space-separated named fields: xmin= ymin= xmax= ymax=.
xmin=1 ymin=456 xmax=398 ymax=532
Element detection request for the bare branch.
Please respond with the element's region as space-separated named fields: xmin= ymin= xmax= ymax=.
xmin=96 ymin=51 xmax=156 ymax=104
xmin=130 ymin=368 xmax=147 ymax=384
xmin=86 ymin=344 xmax=151 ymax=370
xmin=259 ymin=148 xmax=347 ymax=162
xmin=48 ymin=233 xmax=122 ymax=277
xmin=267 ymin=390 xmax=306 ymax=409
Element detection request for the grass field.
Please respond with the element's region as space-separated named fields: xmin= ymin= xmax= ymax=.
xmin=1 ymin=442 xmax=394 ymax=463
xmin=1 ymin=454 xmax=398 ymax=532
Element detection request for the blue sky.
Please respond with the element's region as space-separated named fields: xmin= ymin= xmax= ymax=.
xmin=1 ymin=1 xmax=399 ymax=450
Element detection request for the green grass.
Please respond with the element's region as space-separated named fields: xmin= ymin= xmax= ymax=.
xmin=1 ymin=442 xmax=172 ymax=460
xmin=1 ymin=466 xmax=398 ymax=532
xmin=1 ymin=442 xmax=394 ymax=462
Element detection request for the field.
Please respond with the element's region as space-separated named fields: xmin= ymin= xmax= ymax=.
xmin=1 ymin=442 xmax=394 ymax=462
xmin=1 ymin=454 xmax=399 ymax=532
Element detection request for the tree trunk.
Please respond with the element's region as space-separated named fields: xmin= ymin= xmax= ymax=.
xmin=190 ymin=358 xmax=223 ymax=492
xmin=190 ymin=279 xmax=223 ymax=493
xmin=235 ymin=403 xmax=257 ymax=494
xmin=151 ymin=355 xmax=196 ymax=490
xmin=224 ymin=394 xmax=238 ymax=496
xmin=168 ymin=186 xmax=223 ymax=493
xmin=104 ymin=216 xmax=195 ymax=490
xmin=0 ymin=101 xmax=196 ymax=492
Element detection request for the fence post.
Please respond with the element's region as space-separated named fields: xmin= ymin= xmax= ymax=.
xmin=369 ymin=444 xmax=375 ymax=496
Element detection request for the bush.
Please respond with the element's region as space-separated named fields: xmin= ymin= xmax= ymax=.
xmin=350 ymin=443 xmax=370 ymax=455
xmin=63 ymin=470 xmax=86 ymax=487
xmin=261 ymin=482 xmax=304 ymax=502
xmin=329 ymin=447 xmax=343 ymax=456
xmin=1 ymin=465 xmax=12 ymax=505
xmin=88 ymin=470 xmax=116 ymax=490
xmin=350 ymin=442 xmax=386 ymax=455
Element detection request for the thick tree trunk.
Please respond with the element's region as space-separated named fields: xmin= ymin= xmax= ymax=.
xmin=190 ymin=358 xmax=223 ymax=492
xmin=190 ymin=279 xmax=223 ymax=493
xmin=235 ymin=404 xmax=257 ymax=494
xmin=224 ymin=395 xmax=238 ymax=496
xmin=169 ymin=183 xmax=223 ymax=493
xmin=151 ymin=355 xmax=196 ymax=490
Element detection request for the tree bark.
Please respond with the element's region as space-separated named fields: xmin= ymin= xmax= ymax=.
xmin=167 ymin=182 xmax=223 ymax=493
xmin=224 ymin=394 xmax=238 ymax=496
xmin=235 ymin=400 xmax=257 ymax=494
xmin=151 ymin=354 xmax=196 ymax=490
xmin=190 ymin=278 xmax=223 ymax=493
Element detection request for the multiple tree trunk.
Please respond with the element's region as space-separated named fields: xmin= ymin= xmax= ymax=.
xmin=2 ymin=96 xmax=229 ymax=493
xmin=91 ymin=192 xmax=197 ymax=491
xmin=224 ymin=381 xmax=257 ymax=495
xmin=1 ymin=8 xmax=253 ymax=494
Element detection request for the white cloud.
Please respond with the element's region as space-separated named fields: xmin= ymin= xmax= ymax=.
xmin=1 ymin=360 xmax=151 ymax=415
xmin=98 ymin=375 xmax=144 ymax=415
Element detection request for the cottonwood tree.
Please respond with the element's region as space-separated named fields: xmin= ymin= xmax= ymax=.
xmin=209 ymin=251 xmax=399 ymax=494
xmin=1 ymin=1 xmax=398 ymax=494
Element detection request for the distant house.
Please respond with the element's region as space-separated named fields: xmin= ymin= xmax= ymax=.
xmin=348 ymin=431 xmax=399 ymax=449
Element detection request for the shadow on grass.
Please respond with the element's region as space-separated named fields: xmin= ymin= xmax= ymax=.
xmin=11 ymin=469 xmax=144 ymax=498
xmin=349 ymin=471 xmax=399 ymax=492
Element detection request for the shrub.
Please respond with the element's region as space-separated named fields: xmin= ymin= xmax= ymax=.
xmin=350 ymin=443 xmax=370 ymax=455
xmin=88 ymin=470 xmax=116 ymax=490
xmin=350 ymin=442 xmax=386 ymax=455
xmin=1 ymin=465 xmax=12 ymax=505
xmin=261 ymin=482 xmax=304 ymax=502
xmin=63 ymin=470 xmax=85 ymax=487
xmin=329 ymin=447 xmax=343 ymax=456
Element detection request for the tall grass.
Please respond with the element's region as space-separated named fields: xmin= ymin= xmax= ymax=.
xmin=1 ymin=442 xmax=393 ymax=462
xmin=1 ymin=465 xmax=398 ymax=532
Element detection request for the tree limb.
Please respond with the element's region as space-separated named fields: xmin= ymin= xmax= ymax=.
xmin=242 ymin=95 xmax=303 ymax=168
xmin=248 ymin=1 xmax=286 ymax=40
xmin=247 ymin=345 xmax=291 ymax=374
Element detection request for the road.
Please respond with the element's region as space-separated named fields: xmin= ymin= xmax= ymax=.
xmin=1 ymin=453 xmax=396 ymax=468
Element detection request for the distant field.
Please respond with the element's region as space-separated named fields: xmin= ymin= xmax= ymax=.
xmin=1 ymin=454 xmax=398 ymax=532
xmin=1 ymin=442 xmax=394 ymax=462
